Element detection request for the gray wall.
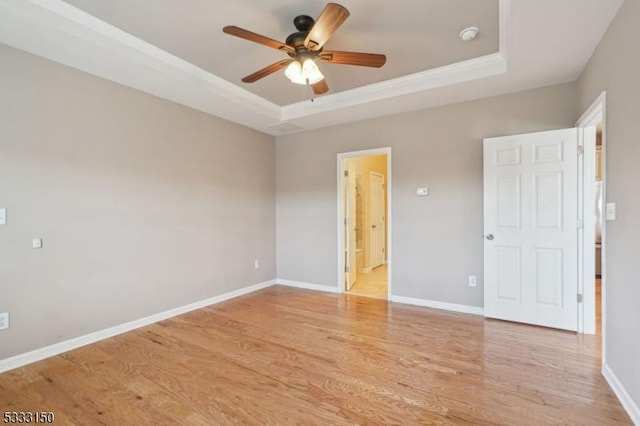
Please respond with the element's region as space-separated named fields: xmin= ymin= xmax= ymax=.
xmin=578 ymin=0 xmax=640 ymax=408
xmin=276 ymin=83 xmax=578 ymax=306
xmin=0 ymin=44 xmax=276 ymax=359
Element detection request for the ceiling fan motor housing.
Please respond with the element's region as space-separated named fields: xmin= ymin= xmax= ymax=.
xmin=286 ymin=15 xmax=321 ymax=58
xmin=293 ymin=15 xmax=314 ymax=31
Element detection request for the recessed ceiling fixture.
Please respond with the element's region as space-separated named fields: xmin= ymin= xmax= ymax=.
xmin=459 ymin=26 xmax=479 ymax=41
xmin=222 ymin=3 xmax=387 ymax=95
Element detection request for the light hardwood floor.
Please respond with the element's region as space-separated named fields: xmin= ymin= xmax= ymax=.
xmin=348 ymin=264 xmax=388 ymax=299
xmin=0 ymin=286 xmax=631 ymax=425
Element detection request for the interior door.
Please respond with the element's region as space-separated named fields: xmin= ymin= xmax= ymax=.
xmin=344 ymin=160 xmax=357 ymax=290
xmin=370 ymin=172 xmax=385 ymax=269
xmin=484 ymin=128 xmax=579 ymax=331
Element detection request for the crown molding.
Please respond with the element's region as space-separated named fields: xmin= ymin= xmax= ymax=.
xmin=0 ymin=0 xmax=280 ymax=132
xmin=280 ymin=52 xmax=506 ymax=122
xmin=0 ymin=0 xmax=510 ymax=136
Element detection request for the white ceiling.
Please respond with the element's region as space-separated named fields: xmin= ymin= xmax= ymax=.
xmin=62 ymin=0 xmax=500 ymax=106
xmin=0 ymin=0 xmax=625 ymax=136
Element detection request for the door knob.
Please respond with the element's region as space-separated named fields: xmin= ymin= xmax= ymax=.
xmin=485 ymin=234 xmax=494 ymax=240
xmin=372 ymin=225 xmax=377 ymax=228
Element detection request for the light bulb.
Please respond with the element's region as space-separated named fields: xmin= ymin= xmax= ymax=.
xmin=301 ymin=59 xmax=324 ymax=84
xmin=285 ymin=61 xmax=305 ymax=84
xmin=285 ymin=59 xmax=324 ymax=85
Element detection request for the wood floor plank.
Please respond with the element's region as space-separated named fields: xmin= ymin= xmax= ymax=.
xmin=0 ymin=286 xmax=632 ymax=425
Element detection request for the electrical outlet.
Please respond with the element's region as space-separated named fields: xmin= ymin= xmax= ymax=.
xmin=254 ymin=260 xmax=260 ymax=270
xmin=468 ymin=275 xmax=477 ymax=287
xmin=0 ymin=312 xmax=9 ymax=330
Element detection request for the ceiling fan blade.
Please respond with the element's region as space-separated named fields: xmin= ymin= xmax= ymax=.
xmin=241 ymin=59 xmax=293 ymax=83
xmin=304 ymin=3 xmax=350 ymax=51
xmin=319 ymin=51 xmax=387 ymax=68
xmin=312 ymin=79 xmax=329 ymax=95
xmin=223 ymin=26 xmax=294 ymax=54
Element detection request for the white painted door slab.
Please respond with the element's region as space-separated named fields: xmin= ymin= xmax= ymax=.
xmin=484 ymin=128 xmax=578 ymax=331
xmin=370 ymin=172 xmax=385 ymax=269
xmin=344 ymin=160 xmax=357 ymax=290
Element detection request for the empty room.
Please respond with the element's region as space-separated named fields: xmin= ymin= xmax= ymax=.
xmin=1 ymin=0 xmax=638 ymax=424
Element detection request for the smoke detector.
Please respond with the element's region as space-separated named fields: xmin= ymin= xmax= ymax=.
xmin=459 ymin=26 xmax=479 ymax=41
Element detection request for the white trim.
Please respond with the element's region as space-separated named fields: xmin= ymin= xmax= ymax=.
xmin=0 ymin=279 xmax=276 ymax=374
xmin=281 ymin=53 xmax=507 ymax=121
xmin=0 ymin=0 xmax=280 ymax=132
xmin=578 ymin=92 xmax=607 ymax=126
xmin=337 ymin=148 xmax=392 ymax=301
xmin=276 ymin=279 xmax=341 ymax=294
xmin=0 ymin=0 xmax=510 ymax=136
xmin=391 ymin=295 xmax=485 ymax=316
xmin=576 ymin=92 xmax=606 ymax=360
xmin=602 ymin=363 xmax=640 ymax=425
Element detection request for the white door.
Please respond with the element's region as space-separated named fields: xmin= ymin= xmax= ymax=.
xmin=344 ymin=160 xmax=357 ymax=290
xmin=370 ymin=172 xmax=385 ymax=269
xmin=484 ymin=128 xmax=579 ymax=331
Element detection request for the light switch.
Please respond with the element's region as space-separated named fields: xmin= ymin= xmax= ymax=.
xmin=0 ymin=208 xmax=6 ymax=225
xmin=32 ymin=238 xmax=43 ymax=249
xmin=416 ymin=187 xmax=429 ymax=196
xmin=606 ymin=202 xmax=616 ymax=221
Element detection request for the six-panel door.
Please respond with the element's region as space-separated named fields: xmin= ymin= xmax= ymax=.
xmin=483 ymin=128 xmax=578 ymax=331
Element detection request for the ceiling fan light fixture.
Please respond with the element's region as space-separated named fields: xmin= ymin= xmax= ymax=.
xmin=285 ymin=59 xmax=324 ymax=85
xmin=224 ymin=3 xmax=386 ymax=94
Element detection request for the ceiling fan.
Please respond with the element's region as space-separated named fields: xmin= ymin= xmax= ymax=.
xmin=222 ymin=3 xmax=387 ymax=95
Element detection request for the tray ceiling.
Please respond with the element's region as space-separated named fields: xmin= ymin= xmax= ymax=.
xmin=0 ymin=0 xmax=625 ymax=135
xmin=63 ymin=0 xmax=500 ymax=106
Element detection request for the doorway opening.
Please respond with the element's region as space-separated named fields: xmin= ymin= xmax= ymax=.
xmin=577 ymin=91 xmax=606 ymax=354
xmin=595 ymin=124 xmax=603 ymax=336
xmin=338 ymin=149 xmax=391 ymax=300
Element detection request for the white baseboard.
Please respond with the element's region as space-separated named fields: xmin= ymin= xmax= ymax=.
xmin=0 ymin=279 xmax=277 ymax=374
xmin=277 ymin=279 xmax=341 ymax=294
xmin=275 ymin=280 xmax=484 ymax=317
xmin=391 ymin=295 xmax=484 ymax=316
xmin=603 ymin=363 xmax=640 ymax=425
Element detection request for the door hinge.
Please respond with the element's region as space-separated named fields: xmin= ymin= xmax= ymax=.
xmin=344 ymin=170 xmax=349 ymax=177
xmin=344 ymin=218 xmax=348 ymax=226
xmin=577 ymin=220 xmax=583 ymax=230
xmin=577 ymin=146 xmax=584 ymax=156
xmin=577 ymin=293 xmax=583 ymax=303
xmin=345 ymin=265 xmax=350 ymax=273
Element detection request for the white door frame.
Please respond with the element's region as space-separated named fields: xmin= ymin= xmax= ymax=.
xmin=577 ymin=92 xmax=607 ymax=354
xmin=337 ymin=148 xmax=392 ymax=300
